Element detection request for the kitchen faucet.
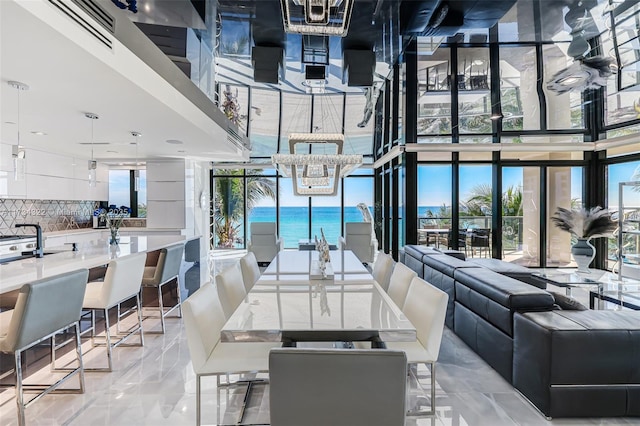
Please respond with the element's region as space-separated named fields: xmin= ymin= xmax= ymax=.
xmin=15 ymin=223 xmax=43 ymax=258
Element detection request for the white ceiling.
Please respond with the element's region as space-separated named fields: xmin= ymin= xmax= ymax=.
xmin=0 ymin=0 xmax=245 ymax=165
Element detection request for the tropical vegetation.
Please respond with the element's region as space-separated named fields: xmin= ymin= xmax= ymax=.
xmin=213 ymin=170 xmax=276 ymax=248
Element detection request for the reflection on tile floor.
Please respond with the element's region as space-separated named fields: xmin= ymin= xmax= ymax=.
xmin=1 ymin=252 xmax=639 ymax=425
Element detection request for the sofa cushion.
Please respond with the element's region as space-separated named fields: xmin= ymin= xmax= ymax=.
xmin=549 ymin=291 xmax=588 ymax=311
xmin=454 ymin=268 xmax=554 ymax=310
xmin=424 ymin=253 xmax=475 ymax=278
xmin=514 ymin=310 xmax=640 ymax=417
xmin=467 ymin=258 xmax=545 ymax=288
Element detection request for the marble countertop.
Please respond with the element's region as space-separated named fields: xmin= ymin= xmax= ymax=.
xmin=0 ymin=234 xmax=199 ymax=294
xmin=43 ymin=228 xmax=185 ymax=237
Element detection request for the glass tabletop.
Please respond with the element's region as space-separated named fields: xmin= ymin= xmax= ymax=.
xmin=220 ymin=282 xmax=416 ymax=343
xmin=262 ymin=250 xmax=369 ymax=275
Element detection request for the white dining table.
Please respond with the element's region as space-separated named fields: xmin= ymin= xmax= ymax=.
xmin=259 ymin=249 xmax=372 ymax=284
xmin=221 ymin=250 xmax=416 ymax=344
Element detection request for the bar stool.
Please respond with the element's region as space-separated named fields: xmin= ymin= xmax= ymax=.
xmin=141 ymin=243 xmax=184 ymax=333
xmin=0 ymin=269 xmax=89 ymax=426
xmin=82 ymin=252 xmax=146 ymax=372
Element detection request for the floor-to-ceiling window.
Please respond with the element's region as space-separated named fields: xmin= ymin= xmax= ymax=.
xmin=546 ymin=167 xmax=583 ymax=267
xmin=607 ymin=159 xmax=640 ymax=270
xmin=459 ymin=164 xmax=493 ymax=257
xmin=417 ymin=165 xmax=452 ymax=246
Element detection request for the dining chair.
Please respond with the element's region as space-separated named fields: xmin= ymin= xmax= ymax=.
xmin=339 ymin=222 xmax=378 ymax=265
xmin=371 ymin=251 xmax=395 ymax=291
xmin=82 ymin=252 xmax=146 ymax=372
xmin=269 ymin=348 xmax=407 ymax=426
xmin=470 ymin=228 xmax=491 ymax=257
xmin=0 ymin=269 xmax=89 ymax=426
xmin=141 ymin=243 xmax=185 ymax=334
xmin=386 ymin=276 xmax=448 ymax=415
xmin=215 ymin=262 xmax=247 ymax=319
xmin=387 ymin=262 xmax=418 ymax=309
xmin=239 ymin=251 xmax=261 ymax=292
xmin=247 ymin=222 xmax=283 ymax=265
xmin=182 ymin=283 xmax=278 ymax=425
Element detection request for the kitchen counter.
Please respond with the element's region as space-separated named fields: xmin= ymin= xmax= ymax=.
xmin=0 ymin=234 xmax=199 ymax=294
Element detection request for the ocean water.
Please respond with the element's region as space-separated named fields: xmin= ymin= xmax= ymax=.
xmin=239 ymin=205 xmax=442 ymax=248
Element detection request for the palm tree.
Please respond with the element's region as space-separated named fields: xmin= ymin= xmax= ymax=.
xmin=213 ymin=170 xmax=276 ymax=248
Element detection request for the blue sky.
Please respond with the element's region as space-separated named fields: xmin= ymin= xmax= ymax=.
xmin=418 ymin=165 xmax=584 ymax=207
xmin=608 ymin=161 xmax=640 ymax=208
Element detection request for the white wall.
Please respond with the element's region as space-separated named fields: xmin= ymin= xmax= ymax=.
xmin=0 ymin=142 xmax=108 ymax=200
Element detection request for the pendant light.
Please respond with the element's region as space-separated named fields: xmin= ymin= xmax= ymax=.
xmin=85 ymin=112 xmax=99 ymax=187
xmin=131 ymin=131 xmax=142 ymax=192
xmin=8 ymin=81 xmax=29 ymax=181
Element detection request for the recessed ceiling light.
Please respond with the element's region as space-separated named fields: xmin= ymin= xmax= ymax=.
xmin=31 ymin=131 xmax=47 ymax=136
xmin=166 ymin=139 xmax=183 ymax=145
xmin=177 ymin=150 xmax=186 ymax=153
xmin=5 ymin=121 xmax=16 ymax=125
xmin=106 ymin=150 xmax=118 ymax=153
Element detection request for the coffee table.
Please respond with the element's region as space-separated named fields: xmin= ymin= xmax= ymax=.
xmin=531 ymin=269 xmax=602 ymax=296
xmin=589 ymin=279 xmax=640 ymax=310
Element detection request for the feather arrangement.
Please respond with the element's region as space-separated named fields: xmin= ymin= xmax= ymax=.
xmin=551 ymin=206 xmax=617 ymax=239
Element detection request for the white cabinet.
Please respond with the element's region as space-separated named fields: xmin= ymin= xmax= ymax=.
xmin=146 ymin=160 xmax=186 ymax=229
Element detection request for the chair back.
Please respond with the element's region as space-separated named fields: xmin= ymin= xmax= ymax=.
xmin=100 ymin=252 xmax=147 ymax=307
xmin=344 ymin=222 xmax=375 ymax=263
xmin=215 ymin=262 xmax=247 ymax=319
xmin=150 ymin=244 xmax=184 ymax=285
xmin=471 ymin=228 xmax=490 ymax=247
xmin=387 ymin=262 xmax=417 ymax=309
xmin=269 ymin=348 xmax=407 ymax=426
xmin=1 ymin=269 xmax=89 ymax=353
xmin=249 ymin=222 xmax=280 ymax=263
xmin=239 ymin=252 xmax=260 ymax=292
xmin=403 ymin=277 xmax=448 ymax=359
xmin=371 ymin=251 xmax=394 ymax=291
xmin=182 ymin=283 xmax=226 ymax=374
xmin=250 ymin=222 xmax=277 ymax=246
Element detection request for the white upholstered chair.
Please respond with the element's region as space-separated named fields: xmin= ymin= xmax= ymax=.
xmin=387 ymin=262 xmax=418 ymax=309
xmin=386 ymin=276 xmax=448 ymax=415
xmin=82 ymin=252 xmax=146 ymax=372
xmin=182 ymin=283 xmax=278 ymax=425
xmin=239 ymin=252 xmax=261 ymax=292
xmin=141 ymin=243 xmax=184 ymax=334
xmin=0 ymin=269 xmax=89 ymax=426
xmin=371 ymin=251 xmax=395 ymax=291
xmin=339 ymin=222 xmax=378 ymax=265
xmin=247 ymin=222 xmax=283 ymax=265
xmin=269 ymin=348 xmax=407 ymax=426
xmin=215 ymin=262 xmax=247 ymax=319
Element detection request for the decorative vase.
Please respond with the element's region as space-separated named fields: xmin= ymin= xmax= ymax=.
xmin=109 ymin=228 xmax=120 ymax=245
xmin=571 ymin=238 xmax=595 ymax=273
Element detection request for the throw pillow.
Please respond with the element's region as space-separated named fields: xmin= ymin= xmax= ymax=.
xmin=550 ymin=291 xmax=588 ymax=311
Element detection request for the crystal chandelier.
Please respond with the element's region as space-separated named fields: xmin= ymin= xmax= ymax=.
xmin=281 ymin=0 xmax=354 ymax=37
xmin=272 ymin=133 xmax=363 ymax=196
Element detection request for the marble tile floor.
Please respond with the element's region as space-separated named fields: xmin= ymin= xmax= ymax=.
xmin=1 ymin=253 xmax=639 ymax=425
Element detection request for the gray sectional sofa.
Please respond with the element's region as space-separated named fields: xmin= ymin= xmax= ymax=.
xmin=402 ymin=245 xmax=640 ymax=418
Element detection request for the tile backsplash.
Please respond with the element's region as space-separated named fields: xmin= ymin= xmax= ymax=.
xmin=0 ymin=199 xmax=96 ymax=234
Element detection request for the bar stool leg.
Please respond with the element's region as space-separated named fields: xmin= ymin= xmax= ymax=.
xmin=136 ymin=294 xmax=145 ymax=346
xmin=15 ymin=351 xmax=25 ymax=426
xmin=157 ymin=285 xmax=166 ymax=334
xmin=75 ymin=323 xmax=86 ymax=393
xmin=104 ymin=308 xmax=114 ymax=372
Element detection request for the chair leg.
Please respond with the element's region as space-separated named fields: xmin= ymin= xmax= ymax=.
xmin=196 ymin=374 xmax=201 ymax=426
xmin=175 ymin=277 xmax=182 ymax=318
xmin=15 ymin=351 xmax=25 ymax=426
xmin=136 ymin=293 xmax=145 ymax=347
xmin=406 ymin=361 xmax=437 ymax=417
xmin=158 ymin=285 xmax=166 ymax=334
xmin=105 ymin=308 xmax=114 ymax=372
xmin=75 ymin=323 xmax=86 ymax=393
